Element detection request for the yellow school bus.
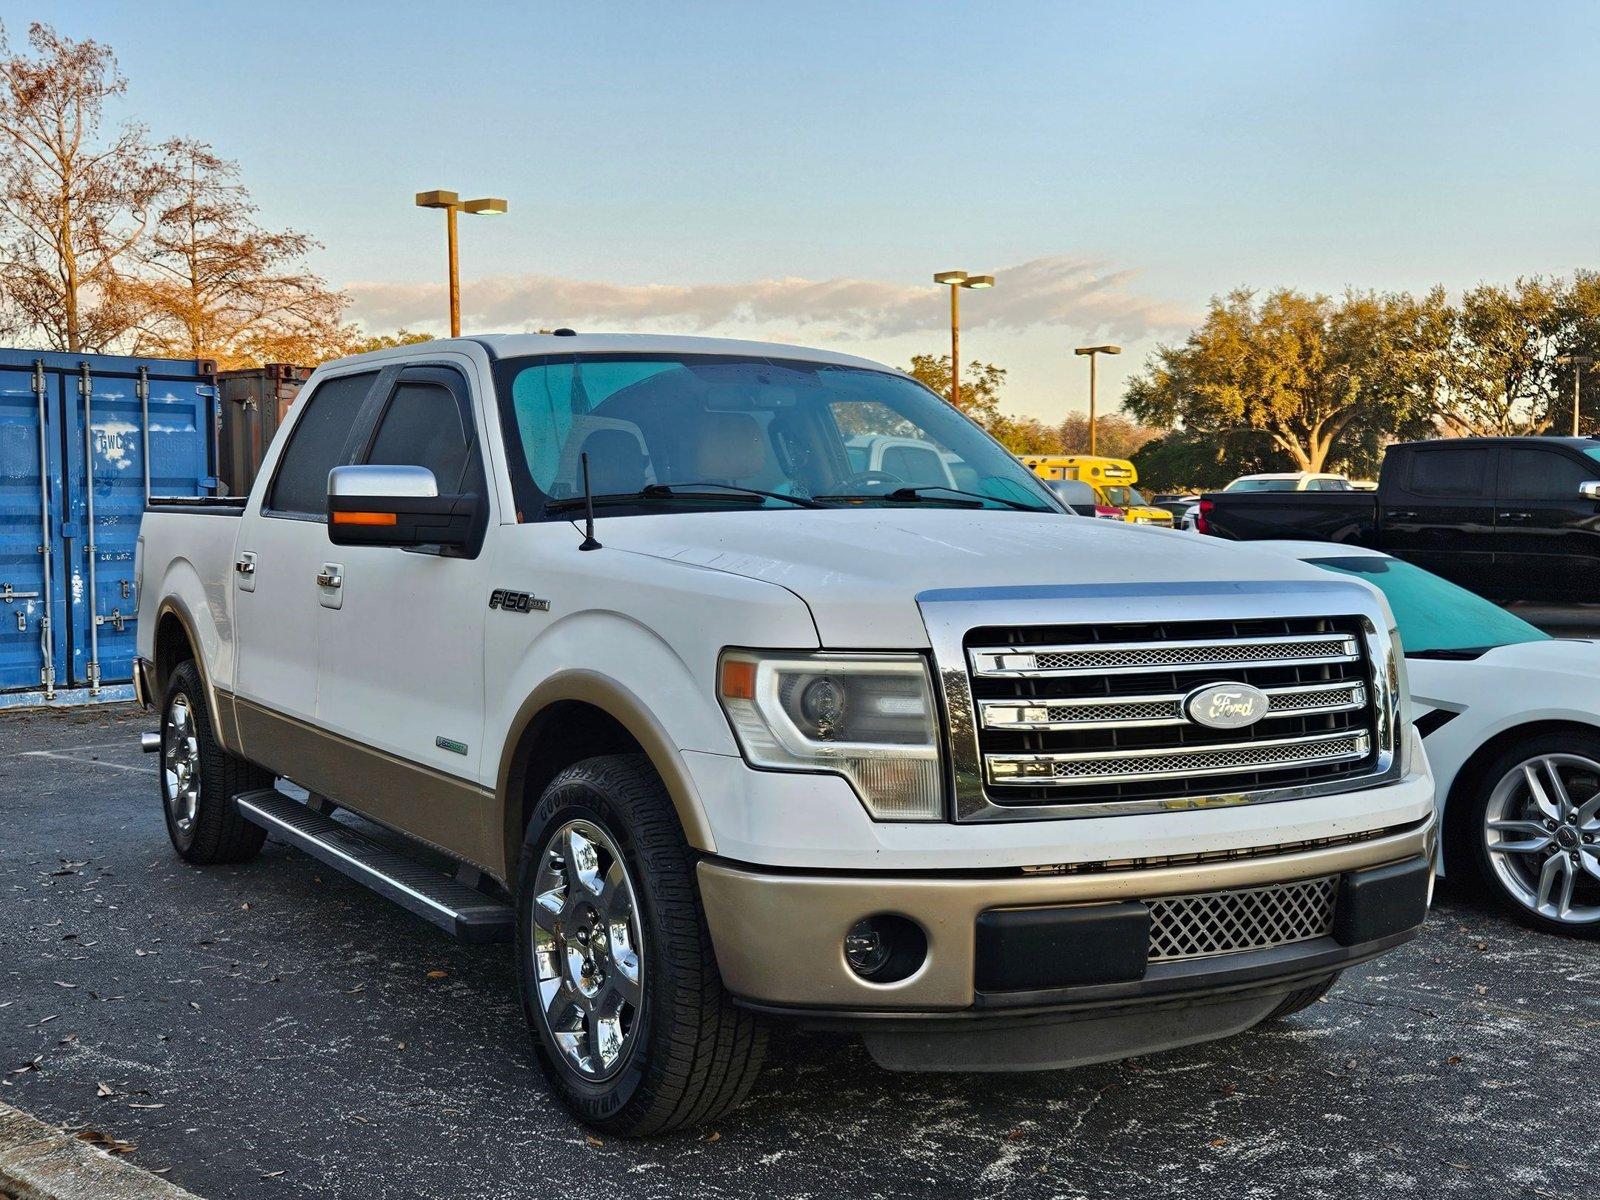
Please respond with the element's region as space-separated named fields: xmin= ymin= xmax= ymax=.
xmin=1019 ymin=455 xmax=1174 ymax=526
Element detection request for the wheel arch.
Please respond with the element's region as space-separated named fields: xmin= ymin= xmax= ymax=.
xmin=497 ymin=671 xmax=717 ymax=881
xmin=150 ymin=598 xmax=238 ymax=753
xmin=1441 ymin=717 xmax=1600 ymax=875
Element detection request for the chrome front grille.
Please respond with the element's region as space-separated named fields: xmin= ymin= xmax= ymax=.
xmin=989 ymin=731 xmax=1371 ymax=785
xmin=1147 ymin=876 xmax=1337 ymax=961
xmin=977 ymin=681 xmax=1366 ymax=732
xmin=970 ymin=633 xmax=1359 ymax=677
xmin=963 ymin=615 xmax=1381 ymax=811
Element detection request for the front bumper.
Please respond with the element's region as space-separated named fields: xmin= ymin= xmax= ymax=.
xmin=698 ymin=814 xmax=1434 ymax=1017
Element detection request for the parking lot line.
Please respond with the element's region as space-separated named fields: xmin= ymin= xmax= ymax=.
xmin=17 ymin=749 xmax=156 ymax=776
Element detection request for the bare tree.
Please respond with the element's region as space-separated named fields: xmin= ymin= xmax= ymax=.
xmin=124 ymin=138 xmax=351 ymax=368
xmin=0 ymin=22 xmax=166 ymax=351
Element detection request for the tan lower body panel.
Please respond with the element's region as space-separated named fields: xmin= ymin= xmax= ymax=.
xmin=230 ymin=695 xmax=504 ymax=880
xmin=698 ymin=816 xmax=1435 ymax=1011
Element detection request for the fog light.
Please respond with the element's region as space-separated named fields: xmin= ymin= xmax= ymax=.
xmin=842 ymin=914 xmax=927 ymax=983
xmin=844 ymin=920 xmax=890 ymax=976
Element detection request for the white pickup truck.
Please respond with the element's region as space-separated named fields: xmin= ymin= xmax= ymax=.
xmin=134 ymin=333 xmax=1436 ymax=1134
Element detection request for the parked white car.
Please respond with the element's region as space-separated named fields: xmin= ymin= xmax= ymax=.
xmin=1224 ymin=472 xmax=1353 ymax=492
xmin=1258 ymin=541 xmax=1600 ymax=935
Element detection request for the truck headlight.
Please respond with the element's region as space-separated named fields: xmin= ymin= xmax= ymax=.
xmin=717 ymin=650 xmax=943 ymax=821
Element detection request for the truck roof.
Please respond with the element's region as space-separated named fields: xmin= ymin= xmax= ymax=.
xmin=469 ymin=332 xmax=901 ymax=372
xmin=1390 ymin=435 xmax=1600 ymax=450
xmin=317 ymin=332 xmax=907 ymax=374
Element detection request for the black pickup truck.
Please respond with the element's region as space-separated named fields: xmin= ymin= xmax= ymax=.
xmin=1197 ymin=436 xmax=1600 ymax=604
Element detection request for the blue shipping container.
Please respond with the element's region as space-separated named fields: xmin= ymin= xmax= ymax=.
xmin=0 ymin=350 xmax=217 ymax=703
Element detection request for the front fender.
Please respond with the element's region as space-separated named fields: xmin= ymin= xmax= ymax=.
xmin=496 ymin=667 xmax=718 ymax=863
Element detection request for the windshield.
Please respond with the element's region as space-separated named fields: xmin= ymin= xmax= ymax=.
xmin=1102 ymin=485 xmax=1147 ymax=507
xmin=492 ymin=354 xmax=1058 ymax=519
xmin=1225 ymin=478 xmax=1299 ymax=492
xmin=1308 ymin=556 xmax=1550 ymax=654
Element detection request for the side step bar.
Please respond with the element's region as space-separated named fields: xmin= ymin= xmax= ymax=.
xmin=234 ymin=788 xmax=514 ymax=944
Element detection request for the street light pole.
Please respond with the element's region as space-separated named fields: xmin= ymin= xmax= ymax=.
xmin=1558 ymin=353 xmax=1595 ymax=437
xmin=415 ymin=189 xmax=509 ymax=336
xmin=933 ymin=270 xmax=995 ymax=409
xmin=1073 ymin=344 xmax=1122 ymax=456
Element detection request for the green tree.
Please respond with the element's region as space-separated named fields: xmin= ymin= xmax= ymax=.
xmin=906 ymin=353 xmax=1007 ymax=428
xmin=1438 ymin=277 xmax=1565 ymax=435
xmin=1124 ymin=287 xmax=1439 ymax=477
xmin=1057 ymin=411 xmax=1162 ymax=459
xmin=338 ymin=327 xmax=434 ymax=357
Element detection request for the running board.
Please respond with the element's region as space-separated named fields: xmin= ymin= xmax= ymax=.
xmin=234 ymin=788 xmax=514 ymax=944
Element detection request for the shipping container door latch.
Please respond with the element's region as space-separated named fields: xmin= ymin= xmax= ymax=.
xmin=94 ymin=608 xmax=131 ymax=633
xmin=0 ymin=584 xmax=41 ymax=632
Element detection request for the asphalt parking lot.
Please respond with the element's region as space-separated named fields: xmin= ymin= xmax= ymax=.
xmin=2 ymin=704 xmax=1597 ymax=1200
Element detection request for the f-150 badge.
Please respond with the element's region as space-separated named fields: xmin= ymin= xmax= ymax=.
xmin=489 ymin=589 xmax=550 ymax=613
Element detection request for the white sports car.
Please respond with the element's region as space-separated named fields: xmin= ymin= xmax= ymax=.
xmin=1252 ymin=541 xmax=1600 ymax=936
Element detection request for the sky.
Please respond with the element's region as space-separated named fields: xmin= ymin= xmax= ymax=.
xmin=18 ymin=0 xmax=1600 ymax=421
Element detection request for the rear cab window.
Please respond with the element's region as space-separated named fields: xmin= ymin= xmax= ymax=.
xmin=1402 ymin=446 xmax=1492 ymax=498
xmin=265 ymin=371 xmax=379 ymax=518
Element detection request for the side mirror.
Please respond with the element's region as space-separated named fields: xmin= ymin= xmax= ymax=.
xmin=326 ymin=465 xmax=479 ymax=549
xmin=1580 ymin=481 xmax=1600 ymax=502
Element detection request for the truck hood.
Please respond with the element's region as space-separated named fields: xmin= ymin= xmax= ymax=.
xmin=596 ymin=508 xmax=1334 ymax=646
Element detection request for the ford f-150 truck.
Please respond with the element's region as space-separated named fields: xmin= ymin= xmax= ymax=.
xmin=134 ymin=334 xmax=1436 ymax=1134
xmin=1196 ymin=436 xmax=1600 ymax=604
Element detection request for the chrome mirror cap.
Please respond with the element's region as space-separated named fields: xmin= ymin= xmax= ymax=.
xmin=328 ymin=464 xmax=438 ymax=499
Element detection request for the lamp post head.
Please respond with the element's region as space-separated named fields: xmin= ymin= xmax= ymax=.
xmin=1074 ymin=344 xmax=1122 ymax=357
xmin=415 ymin=189 xmax=461 ymax=209
xmin=933 ymin=270 xmax=969 ymax=286
xmin=962 ymin=275 xmax=995 ymax=289
xmin=463 ymin=197 xmax=508 ymax=215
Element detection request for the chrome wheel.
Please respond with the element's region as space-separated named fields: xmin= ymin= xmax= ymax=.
xmin=163 ymin=694 xmax=202 ymax=834
xmin=1484 ymin=753 xmax=1600 ymax=926
xmin=531 ymin=819 xmax=644 ymax=1080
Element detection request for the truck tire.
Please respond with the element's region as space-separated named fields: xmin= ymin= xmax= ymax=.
xmin=1448 ymin=731 xmax=1600 ymax=937
xmin=1259 ymin=972 xmax=1339 ymax=1022
xmin=159 ymin=660 xmax=270 ymax=865
xmin=515 ymin=754 xmax=767 ymax=1135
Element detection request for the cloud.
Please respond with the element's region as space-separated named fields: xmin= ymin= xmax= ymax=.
xmin=345 ymin=255 xmax=1193 ymax=343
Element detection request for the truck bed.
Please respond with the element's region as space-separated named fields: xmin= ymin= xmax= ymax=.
xmin=1199 ymin=491 xmax=1378 ymax=545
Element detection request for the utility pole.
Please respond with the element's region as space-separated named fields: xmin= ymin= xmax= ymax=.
xmin=1074 ymin=345 xmax=1122 ymax=456
xmin=933 ymin=271 xmax=995 ymax=409
xmin=415 ymin=190 xmax=509 ymax=336
xmin=1558 ymin=353 xmax=1595 ymax=437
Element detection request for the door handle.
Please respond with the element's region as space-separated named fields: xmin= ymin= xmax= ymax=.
xmin=1500 ymin=511 xmax=1534 ymax=522
xmin=234 ymin=554 xmax=256 ymax=576
xmin=1388 ymin=510 xmax=1419 ymax=521
xmin=315 ymin=569 xmax=342 ymax=589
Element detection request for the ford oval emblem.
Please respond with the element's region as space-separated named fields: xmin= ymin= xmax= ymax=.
xmin=1185 ymin=682 xmax=1270 ymax=730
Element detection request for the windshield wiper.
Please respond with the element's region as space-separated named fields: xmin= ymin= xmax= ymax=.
xmin=544 ymin=483 xmax=820 ymax=514
xmin=1407 ymin=647 xmax=1491 ymax=660
xmin=813 ymin=485 xmax=1048 ymax=512
xmin=643 ymin=482 xmax=822 ymax=508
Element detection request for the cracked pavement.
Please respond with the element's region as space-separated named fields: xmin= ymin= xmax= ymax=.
xmin=1 ymin=704 xmax=1596 ymax=1199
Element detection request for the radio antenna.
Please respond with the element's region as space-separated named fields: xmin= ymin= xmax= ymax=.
xmin=579 ymin=452 xmax=602 ymax=551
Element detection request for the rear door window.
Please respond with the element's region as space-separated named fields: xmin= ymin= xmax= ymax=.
xmin=267 ymin=371 xmax=379 ymax=517
xmin=1404 ymin=447 xmax=1491 ymax=498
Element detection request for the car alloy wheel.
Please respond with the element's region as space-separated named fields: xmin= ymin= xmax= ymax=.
xmin=163 ymin=693 xmax=202 ymax=835
xmin=1483 ymin=753 xmax=1600 ymax=926
xmin=530 ymin=818 xmax=644 ymax=1081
